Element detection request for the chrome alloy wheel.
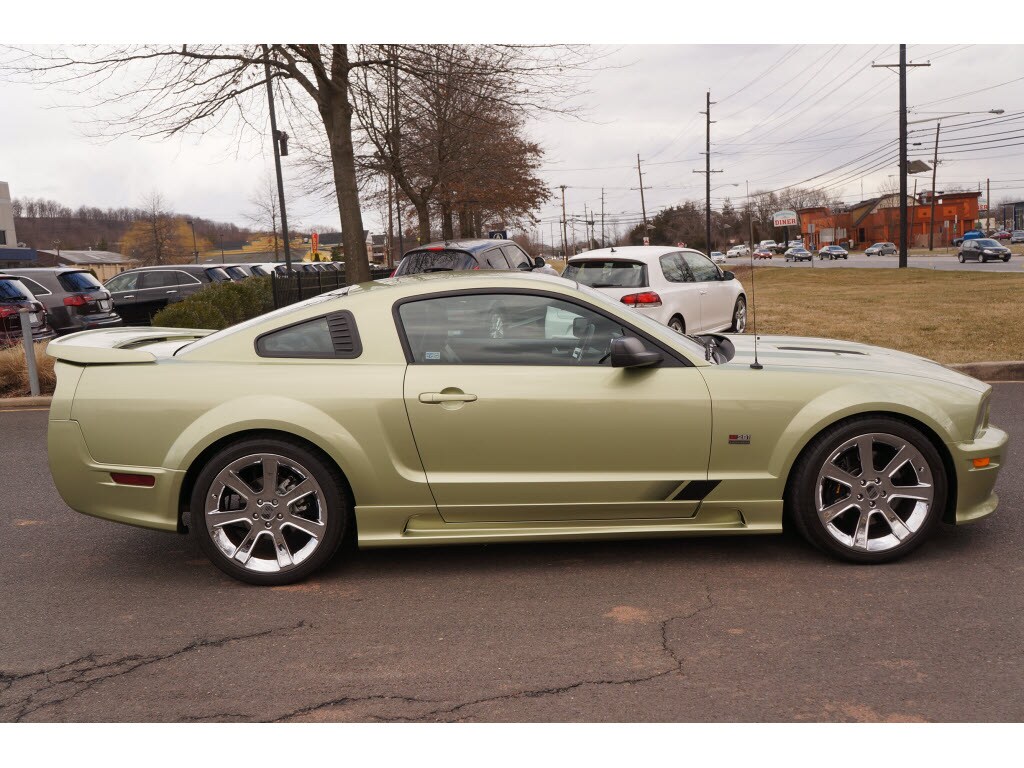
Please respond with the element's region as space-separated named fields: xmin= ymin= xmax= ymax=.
xmin=814 ymin=433 xmax=934 ymax=552
xmin=205 ymin=453 xmax=328 ymax=573
xmin=733 ymin=299 xmax=747 ymax=333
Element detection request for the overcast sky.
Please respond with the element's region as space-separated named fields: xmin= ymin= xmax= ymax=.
xmin=2 ymin=43 xmax=1022 ymax=240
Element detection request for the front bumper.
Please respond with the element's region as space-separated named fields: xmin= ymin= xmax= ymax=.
xmin=48 ymin=419 xmax=183 ymax=532
xmin=949 ymin=425 xmax=1009 ymax=524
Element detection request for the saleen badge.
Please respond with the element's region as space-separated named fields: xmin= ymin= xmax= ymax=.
xmin=728 ymin=434 xmax=751 ymax=445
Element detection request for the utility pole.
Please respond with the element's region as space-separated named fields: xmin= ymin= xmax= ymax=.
xmin=600 ymin=188 xmax=606 ymax=248
xmin=746 ymin=180 xmax=754 ymax=250
xmin=262 ymin=44 xmax=293 ymax=275
xmin=928 ymin=122 xmax=940 ymax=251
xmin=559 ymin=185 xmax=569 ymax=258
xmin=583 ymin=203 xmax=590 ymax=251
xmin=693 ymin=90 xmax=722 ymax=254
xmin=873 ymin=46 xmax=929 ymax=268
xmin=987 ymin=177 xmax=991 ymax=230
xmin=632 ymin=155 xmax=652 ymax=242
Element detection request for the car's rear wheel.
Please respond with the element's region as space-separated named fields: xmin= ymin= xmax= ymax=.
xmin=667 ymin=315 xmax=685 ymax=334
xmin=191 ymin=437 xmax=348 ymax=585
xmin=788 ymin=417 xmax=947 ymax=564
xmin=730 ymin=297 xmax=747 ymax=333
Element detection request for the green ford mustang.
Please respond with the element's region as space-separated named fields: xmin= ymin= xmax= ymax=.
xmin=47 ymin=271 xmax=1008 ymax=585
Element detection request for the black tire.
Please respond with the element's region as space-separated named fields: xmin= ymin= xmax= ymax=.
xmin=667 ymin=315 xmax=685 ymax=334
xmin=730 ymin=296 xmax=747 ymax=333
xmin=1003 ymin=255 xmax=1011 ymax=262
xmin=191 ymin=436 xmax=350 ymax=585
xmin=957 ymin=253 xmax=965 ymax=263
xmin=980 ymin=254 xmax=988 ymax=263
xmin=787 ymin=416 xmax=947 ymax=564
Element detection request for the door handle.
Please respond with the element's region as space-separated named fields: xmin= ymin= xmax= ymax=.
xmin=166 ymin=290 xmax=178 ymax=294
xmin=123 ymin=295 xmax=135 ymax=299
xmin=419 ymin=392 xmax=478 ymax=404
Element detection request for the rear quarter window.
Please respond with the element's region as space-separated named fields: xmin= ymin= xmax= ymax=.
xmin=255 ymin=310 xmax=362 ymax=359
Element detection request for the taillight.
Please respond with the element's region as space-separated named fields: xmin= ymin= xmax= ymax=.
xmin=620 ymin=291 xmax=662 ymax=307
xmin=0 ymin=306 xmax=16 ymax=319
xmin=426 ymin=246 xmax=444 ymax=251
xmin=64 ymin=295 xmax=88 ymax=307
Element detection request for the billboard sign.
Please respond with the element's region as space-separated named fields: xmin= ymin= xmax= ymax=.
xmin=772 ymin=210 xmax=799 ymax=228
xmin=488 ymin=230 xmax=508 ymax=240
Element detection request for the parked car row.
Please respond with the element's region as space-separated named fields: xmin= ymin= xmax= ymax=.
xmin=0 ymin=272 xmax=55 ymax=346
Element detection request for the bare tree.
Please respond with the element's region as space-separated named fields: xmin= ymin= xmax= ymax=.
xmin=244 ymin=173 xmax=281 ymax=261
xmin=121 ymin=192 xmax=191 ymax=265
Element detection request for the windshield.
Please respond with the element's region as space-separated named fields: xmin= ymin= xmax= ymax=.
xmin=205 ymin=267 xmax=231 ymax=282
xmin=571 ymin=281 xmax=709 ymax=359
xmin=0 ymin=278 xmax=33 ymax=301
xmin=563 ymin=260 xmax=647 ymax=288
xmin=976 ymin=239 xmax=1001 ymax=247
xmin=58 ymin=271 xmax=102 ymax=292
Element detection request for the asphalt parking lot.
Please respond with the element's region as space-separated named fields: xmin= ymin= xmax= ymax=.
xmin=741 ymin=251 xmax=1022 ymax=271
xmin=2 ymin=388 xmax=1022 ymax=723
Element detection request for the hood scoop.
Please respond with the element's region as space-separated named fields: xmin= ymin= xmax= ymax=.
xmin=774 ymin=346 xmax=866 ymax=356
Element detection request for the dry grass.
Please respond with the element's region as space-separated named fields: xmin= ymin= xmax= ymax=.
xmin=0 ymin=342 xmax=56 ymax=397
xmin=731 ymin=265 xmax=1024 ymax=364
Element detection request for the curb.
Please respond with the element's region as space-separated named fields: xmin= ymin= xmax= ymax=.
xmin=0 ymin=395 xmax=53 ymax=410
xmin=949 ymin=362 xmax=1024 ymax=383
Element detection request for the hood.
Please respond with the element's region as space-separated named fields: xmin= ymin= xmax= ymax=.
xmin=721 ymin=334 xmax=988 ymax=392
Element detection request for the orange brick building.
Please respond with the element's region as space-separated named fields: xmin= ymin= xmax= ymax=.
xmin=798 ymin=191 xmax=980 ymax=249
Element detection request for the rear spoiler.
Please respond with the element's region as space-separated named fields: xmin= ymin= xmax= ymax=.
xmin=47 ymin=327 xmax=214 ymax=365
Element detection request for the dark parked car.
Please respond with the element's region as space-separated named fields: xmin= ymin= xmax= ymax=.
xmin=864 ymin=242 xmax=897 ymax=256
xmin=0 ymin=273 xmax=54 ymax=346
xmin=958 ymin=238 xmax=1011 ymax=263
xmin=5 ymin=267 xmax=122 ymax=335
xmin=817 ymin=245 xmax=849 ymax=260
xmin=221 ymin=263 xmax=259 ymax=281
xmin=104 ymin=264 xmax=232 ymax=325
xmin=393 ymin=239 xmax=548 ymax=276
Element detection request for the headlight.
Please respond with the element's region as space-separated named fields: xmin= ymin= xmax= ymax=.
xmin=974 ymin=395 xmax=991 ymax=438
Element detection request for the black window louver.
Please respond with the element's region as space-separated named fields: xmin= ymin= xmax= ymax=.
xmin=326 ymin=311 xmax=362 ymax=358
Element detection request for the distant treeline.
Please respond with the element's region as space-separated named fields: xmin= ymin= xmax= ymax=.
xmin=11 ymin=197 xmax=253 ymax=252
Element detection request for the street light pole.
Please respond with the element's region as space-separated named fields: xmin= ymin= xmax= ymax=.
xmin=929 ymin=122 xmax=940 ymax=251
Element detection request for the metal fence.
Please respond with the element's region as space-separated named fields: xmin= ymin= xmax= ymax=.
xmin=270 ymin=267 xmax=392 ymax=309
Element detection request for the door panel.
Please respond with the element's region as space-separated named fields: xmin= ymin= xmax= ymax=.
xmin=404 ymin=364 xmax=712 ymax=522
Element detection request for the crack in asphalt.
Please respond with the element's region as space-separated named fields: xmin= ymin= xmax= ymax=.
xmin=0 ymin=621 xmax=307 ymax=723
xmin=274 ymin=577 xmax=715 ymax=723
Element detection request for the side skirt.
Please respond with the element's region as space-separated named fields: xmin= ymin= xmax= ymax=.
xmin=355 ymin=500 xmax=783 ymax=548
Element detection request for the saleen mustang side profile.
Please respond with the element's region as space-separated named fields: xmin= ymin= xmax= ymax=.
xmin=47 ymin=271 xmax=1007 ymax=585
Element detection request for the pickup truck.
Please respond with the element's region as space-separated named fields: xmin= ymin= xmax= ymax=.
xmin=952 ymin=230 xmax=985 ymax=247
xmin=758 ymin=240 xmax=786 ymax=255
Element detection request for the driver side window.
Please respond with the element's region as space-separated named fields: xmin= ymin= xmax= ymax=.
xmin=398 ymin=292 xmax=647 ymax=366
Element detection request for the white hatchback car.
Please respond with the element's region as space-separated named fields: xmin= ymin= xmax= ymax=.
xmin=563 ymin=246 xmax=746 ymax=335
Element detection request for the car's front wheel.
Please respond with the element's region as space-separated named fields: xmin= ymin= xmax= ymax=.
xmin=730 ymin=297 xmax=747 ymax=333
xmin=788 ymin=417 xmax=947 ymax=563
xmin=957 ymin=252 xmax=965 ymax=263
xmin=191 ymin=437 xmax=349 ymax=585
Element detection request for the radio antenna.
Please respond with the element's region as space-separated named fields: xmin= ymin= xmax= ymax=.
xmin=748 ymin=244 xmax=763 ymax=370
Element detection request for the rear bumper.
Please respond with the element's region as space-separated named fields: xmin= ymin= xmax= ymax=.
xmin=57 ymin=313 xmax=123 ymax=335
xmin=949 ymin=425 xmax=1009 ymax=525
xmin=48 ymin=419 xmax=183 ymax=533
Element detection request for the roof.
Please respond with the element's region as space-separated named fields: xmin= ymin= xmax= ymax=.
xmin=409 ymin=239 xmax=515 ymax=255
xmin=0 ymin=247 xmax=37 ymax=263
xmin=38 ymin=249 xmax=128 ymax=264
xmin=316 ymin=230 xmax=369 ymax=246
xmin=567 ymin=245 xmax=694 ymax=262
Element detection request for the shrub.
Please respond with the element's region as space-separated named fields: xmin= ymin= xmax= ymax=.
xmin=0 ymin=341 xmax=55 ymax=397
xmin=152 ymin=276 xmax=274 ymax=330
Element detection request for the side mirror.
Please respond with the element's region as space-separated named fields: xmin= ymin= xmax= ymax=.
xmin=610 ymin=336 xmax=663 ymax=368
xmin=517 ymin=261 xmax=532 ymax=271
xmin=533 ymin=256 xmax=546 ymax=269
xmin=721 ymin=270 xmax=735 ymax=281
